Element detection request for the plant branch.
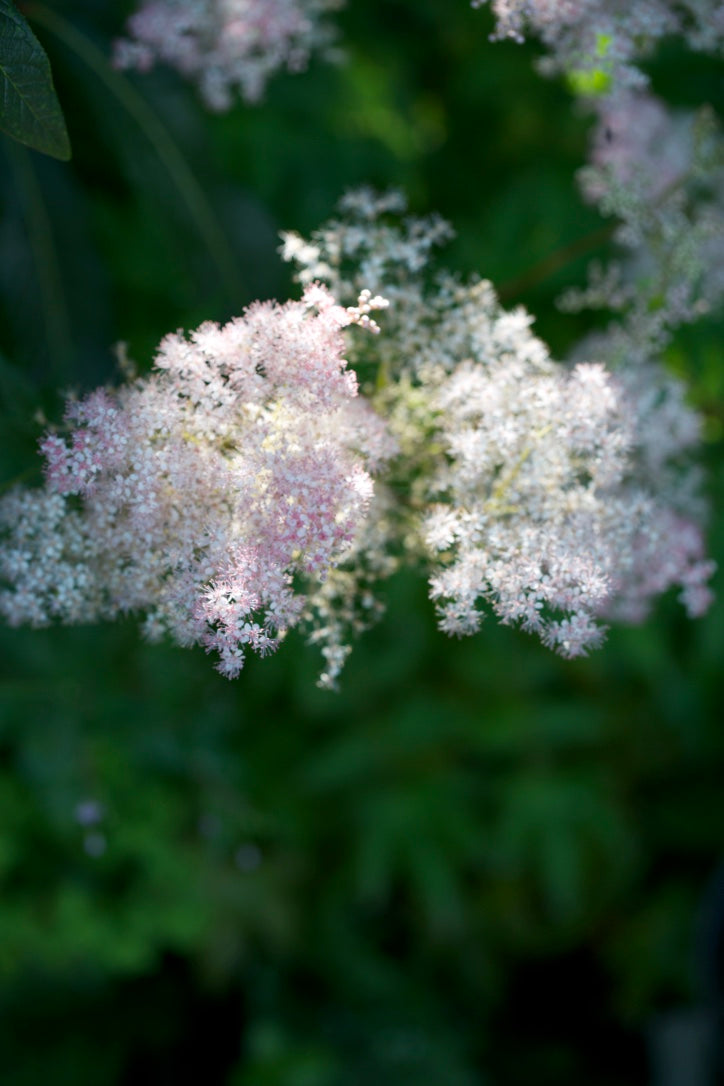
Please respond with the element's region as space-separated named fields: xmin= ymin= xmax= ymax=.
xmin=497 ymin=222 xmax=617 ymax=303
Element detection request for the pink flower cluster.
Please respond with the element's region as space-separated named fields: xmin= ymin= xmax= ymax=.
xmin=0 ymin=287 xmax=391 ymax=678
xmin=113 ymin=0 xmax=343 ymax=108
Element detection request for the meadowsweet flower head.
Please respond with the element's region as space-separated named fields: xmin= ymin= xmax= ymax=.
xmin=0 ymin=286 xmax=391 ymax=679
xmin=472 ymin=1 xmax=724 ymax=94
xmin=561 ymin=93 xmax=724 ymax=366
xmin=286 ymin=191 xmax=714 ymax=657
xmin=114 ymin=0 xmax=344 ymax=108
xmin=1 ymin=193 xmax=714 ymax=682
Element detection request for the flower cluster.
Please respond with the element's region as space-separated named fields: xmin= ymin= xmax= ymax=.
xmin=471 ymin=0 xmax=724 ymax=93
xmin=113 ymin=0 xmax=344 ymax=109
xmin=472 ymin=2 xmax=723 ymax=557
xmin=472 ymin=0 xmax=724 ymax=347
xmin=0 ymin=287 xmax=392 ymax=678
xmin=284 ymin=191 xmax=714 ymax=659
xmin=561 ymin=92 xmax=724 ymax=368
xmin=0 ymin=193 xmax=714 ymax=683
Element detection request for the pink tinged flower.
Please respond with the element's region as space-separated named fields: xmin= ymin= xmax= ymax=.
xmin=40 ymin=390 xmax=130 ymax=497
xmin=0 ymin=286 xmax=390 ymax=680
xmin=585 ymin=93 xmax=694 ymax=203
xmin=606 ymin=511 xmax=717 ymax=624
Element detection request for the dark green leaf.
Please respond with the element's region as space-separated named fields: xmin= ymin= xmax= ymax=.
xmin=0 ymin=0 xmax=69 ymax=159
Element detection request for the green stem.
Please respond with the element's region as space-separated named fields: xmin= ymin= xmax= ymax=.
xmin=498 ymin=158 xmax=703 ymax=304
xmin=488 ymin=425 xmax=552 ymax=512
xmin=497 ymin=222 xmax=616 ymax=303
xmin=25 ymin=3 xmax=245 ymax=306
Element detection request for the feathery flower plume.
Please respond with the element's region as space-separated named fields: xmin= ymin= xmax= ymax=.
xmin=0 ymin=193 xmax=714 ymax=683
xmin=114 ymin=0 xmax=344 ymax=109
xmin=561 ymin=92 xmax=724 ymax=368
xmin=284 ymin=190 xmax=714 ymax=658
xmin=0 ymin=286 xmax=391 ymax=679
xmin=471 ymin=1 xmax=724 ymax=94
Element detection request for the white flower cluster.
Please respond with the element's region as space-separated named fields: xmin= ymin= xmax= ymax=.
xmin=561 ymin=92 xmax=724 ymax=369
xmin=0 ymin=194 xmax=714 ymax=685
xmin=113 ymin=0 xmax=343 ymax=109
xmin=471 ymin=0 xmax=724 ymax=92
xmin=473 ymin=3 xmax=723 ymax=580
xmin=283 ymin=191 xmax=714 ymax=661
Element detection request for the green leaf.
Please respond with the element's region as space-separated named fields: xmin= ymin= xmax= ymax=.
xmin=0 ymin=0 xmax=70 ymax=159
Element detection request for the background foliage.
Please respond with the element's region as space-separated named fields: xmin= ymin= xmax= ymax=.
xmin=1 ymin=1 xmax=723 ymax=1082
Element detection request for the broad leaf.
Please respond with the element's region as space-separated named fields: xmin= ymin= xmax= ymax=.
xmin=0 ymin=0 xmax=70 ymax=159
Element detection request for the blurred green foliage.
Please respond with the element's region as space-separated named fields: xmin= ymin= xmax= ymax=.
xmin=0 ymin=1 xmax=723 ymax=1083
